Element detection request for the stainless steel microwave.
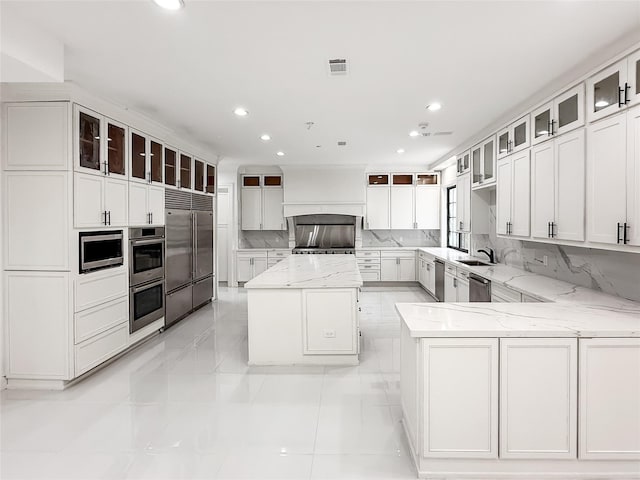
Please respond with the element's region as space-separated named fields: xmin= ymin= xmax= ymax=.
xmin=79 ymin=230 xmax=124 ymax=274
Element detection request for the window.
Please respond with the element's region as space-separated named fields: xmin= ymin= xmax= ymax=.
xmin=447 ymin=186 xmax=468 ymax=252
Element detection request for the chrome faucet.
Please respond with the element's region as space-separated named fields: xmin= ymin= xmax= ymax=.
xmin=478 ymin=248 xmax=495 ymax=264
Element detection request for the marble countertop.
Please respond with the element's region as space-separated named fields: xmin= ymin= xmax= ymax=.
xmin=244 ymin=254 xmax=363 ymax=289
xmin=235 ymin=248 xmax=292 ymax=253
xmin=396 ymin=301 xmax=640 ymax=338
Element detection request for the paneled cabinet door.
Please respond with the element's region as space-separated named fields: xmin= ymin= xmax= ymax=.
xmin=531 ymin=141 xmax=555 ymax=239
xmin=426 ymin=261 xmax=435 ymax=294
xmin=128 ymin=182 xmax=148 ymax=226
xmin=103 ymin=178 xmax=128 ymax=227
xmin=366 ymin=186 xmax=390 ymax=229
xmin=253 ymin=257 xmax=268 ymax=277
xmin=628 ymin=49 xmax=640 ymax=108
xmin=587 ymin=59 xmax=628 ymax=123
xmin=456 ymin=277 xmax=469 ymax=302
xmin=129 ymin=130 xmax=148 ymax=183
xmin=236 ymin=257 xmax=252 ymax=282
xmin=398 ymin=257 xmax=416 ymax=281
xmin=75 ymin=106 xmax=103 ymax=175
xmin=511 ymin=150 xmax=531 ymax=237
xmin=148 ymin=185 xmax=165 ymax=226
xmin=456 ymin=173 xmax=470 ymax=232
xmin=390 ymin=186 xmax=414 ymax=229
xmin=74 ymin=174 xmax=104 ymax=227
xmin=418 ymin=259 xmax=426 ymax=287
xmin=579 ymin=338 xmax=640 ymax=459
xmin=500 ymin=338 xmax=577 ymax=459
xmin=587 ymin=113 xmax=627 ymax=244
xmin=496 ymin=158 xmax=512 ymax=236
xmin=241 ymin=188 xmax=262 ymax=230
xmin=415 ymin=186 xmax=440 ymax=229
xmin=554 ymin=129 xmax=585 ymax=241
xmin=628 ymin=105 xmax=640 ymax=245
xmin=262 ymin=187 xmax=285 ymax=230
xmin=554 ymin=83 xmax=585 ymax=137
xmin=105 ymin=119 xmax=127 ymax=176
xmin=422 ymin=338 xmax=499 ymax=458
xmin=380 ymin=258 xmax=397 ymax=281
xmin=444 ymin=272 xmax=457 ymax=302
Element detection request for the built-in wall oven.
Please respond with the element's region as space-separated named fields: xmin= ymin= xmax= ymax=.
xmin=79 ymin=230 xmax=124 ymax=274
xmin=129 ymin=227 xmax=165 ymax=333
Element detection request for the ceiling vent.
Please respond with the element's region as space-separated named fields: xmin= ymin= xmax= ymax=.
xmin=433 ymin=131 xmax=453 ymax=136
xmin=337 ymin=141 xmax=347 ymax=146
xmin=328 ymin=59 xmax=347 ymax=75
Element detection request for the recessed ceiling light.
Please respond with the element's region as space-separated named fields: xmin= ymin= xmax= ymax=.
xmin=595 ymin=100 xmax=609 ymax=108
xmin=260 ymin=134 xmax=271 ymax=141
xmin=233 ymin=107 xmax=248 ymax=117
xmin=276 ymin=151 xmax=285 ymax=156
xmin=426 ymin=103 xmax=442 ymax=111
xmin=152 ymin=0 xmax=184 ymax=10
xmin=409 ymin=130 xmax=420 ymax=137
xmin=397 ymin=149 xmax=405 ymax=154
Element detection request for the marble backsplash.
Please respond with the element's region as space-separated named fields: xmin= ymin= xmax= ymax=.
xmin=470 ymin=198 xmax=640 ymax=302
xmin=362 ymin=230 xmax=440 ymax=247
xmin=239 ymin=230 xmax=290 ymax=249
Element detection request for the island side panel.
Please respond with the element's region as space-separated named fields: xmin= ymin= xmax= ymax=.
xmin=400 ymin=321 xmax=420 ymax=458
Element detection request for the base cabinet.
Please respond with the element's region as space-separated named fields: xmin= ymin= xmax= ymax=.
xmin=303 ymin=289 xmax=357 ymax=354
xmin=380 ymin=251 xmax=416 ymax=281
xmin=579 ymin=338 xmax=640 ymax=459
xmin=237 ymin=252 xmax=268 ymax=282
xmin=500 ymin=338 xmax=577 ymax=459
xmin=422 ymin=338 xmax=499 ymax=458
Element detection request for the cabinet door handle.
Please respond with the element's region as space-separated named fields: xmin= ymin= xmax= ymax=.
xmin=103 ymin=211 xmax=107 ymax=226
xmin=453 ymin=277 xmax=457 ymax=288
xmin=107 ymin=211 xmax=111 ymax=226
xmin=548 ymin=221 xmax=551 ymax=238
xmin=102 ymin=161 xmax=108 ymax=175
xmin=150 ymin=212 xmax=153 ymax=224
xmin=551 ymin=222 xmax=556 ymax=238
xmin=624 ymin=83 xmax=631 ymax=104
xmin=617 ymin=222 xmax=623 ymax=244
xmin=619 ymin=86 xmax=626 ymax=107
xmin=624 ymin=222 xmax=629 ymax=244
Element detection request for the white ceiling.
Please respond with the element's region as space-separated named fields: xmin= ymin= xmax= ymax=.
xmin=2 ymin=1 xmax=640 ymax=168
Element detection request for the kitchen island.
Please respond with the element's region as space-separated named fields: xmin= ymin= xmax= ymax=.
xmin=396 ymin=299 xmax=640 ymax=479
xmin=244 ymin=254 xmax=363 ymax=365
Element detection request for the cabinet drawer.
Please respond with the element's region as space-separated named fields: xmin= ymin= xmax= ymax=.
xmin=359 ymin=264 xmax=380 ymax=271
xmin=522 ymin=294 xmax=544 ymax=303
xmin=361 ymin=270 xmax=381 ymax=281
xmin=381 ymin=250 xmax=416 ymax=258
xmin=74 ymin=322 xmax=128 ymax=376
xmin=237 ymin=251 xmax=267 ymax=259
xmin=445 ymin=264 xmax=457 ymax=276
xmin=356 ymin=250 xmax=381 ymax=258
xmin=357 ymin=258 xmax=380 ymax=266
xmin=74 ymin=296 xmax=128 ymax=344
xmin=75 ymin=267 xmax=128 ymax=313
xmin=457 ymin=269 xmax=470 ymax=280
xmin=267 ymin=251 xmax=290 ymax=259
xmin=492 ymin=283 xmax=522 ymax=303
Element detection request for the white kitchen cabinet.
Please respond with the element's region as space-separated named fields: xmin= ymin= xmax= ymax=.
xmin=532 ymin=129 xmax=585 ymax=241
xmin=128 ymin=183 xmax=164 ymax=226
xmin=366 ymin=184 xmax=390 ymax=229
xmin=5 ymin=102 xmax=70 ymax=170
xmin=390 ymin=186 xmax=414 ymax=229
xmin=266 ymin=250 xmax=291 ymax=268
xmin=491 ymin=283 xmax=522 ymax=303
xmin=497 ymin=115 xmax=530 ymax=160
xmin=415 ymin=186 xmax=440 ymax=229
xmin=456 ymin=172 xmax=471 ymax=232
xmin=303 ymin=289 xmax=357 ymax=355
xmin=471 ymin=136 xmax=497 ymax=188
xmin=4 ymin=171 xmax=70 ymax=271
xmin=75 ymin=173 xmax=129 ymax=227
xmin=531 ymin=83 xmax=585 ymax=146
xmin=75 ymin=323 xmax=128 ymax=377
xmin=422 ymin=338 xmax=499 ymax=458
xmin=496 ymin=150 xmax=530 ymax=237
xmin=262 ymin=187 xmax=285 ymax=230
xmin=587 ymin=106 xmax=640 ymax=246
xmin=579 ymin=338 xmax=640 ymax=460
xmin=425 ymin=259 xmax=435 ymax=294
xmin=587 ymin=50 xmax=640 ymax=123
xmin=241 ymin=175 xmax=285 ymax=231
xmin=237 ymin=252 xmax=268 ymax=283
xmin=500 ymin=338 xmax=577 ymax=459
xmin=357 ymin=250 xmax=381 ymax=281
xmin=456 ymin=269 xmax=469 ymax=302
xmin=380 ymin=251 xmax=416 ymax=281
xmin=456 ymin=150 xmax=470 ymax=175
xmin=444 ymin=270 xmax=457 ymax=302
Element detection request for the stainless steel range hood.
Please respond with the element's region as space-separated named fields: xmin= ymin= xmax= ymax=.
xmin=293 ymin=214 xmax=356 ymax=251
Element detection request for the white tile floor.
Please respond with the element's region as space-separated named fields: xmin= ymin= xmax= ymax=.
xmin=1 ymin=285 xmax=434 ymax=479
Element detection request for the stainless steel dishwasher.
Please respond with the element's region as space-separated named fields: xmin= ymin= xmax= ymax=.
xmin=469 ymin=273 xmax=491 ymax=302
xmin=434 ymin=259 xmax=445 ymax=302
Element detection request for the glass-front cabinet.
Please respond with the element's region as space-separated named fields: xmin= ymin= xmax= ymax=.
xmin=532 ymin=84 xmax=585 ymax=146
xmin=75 ymin=105 xmax=128 ymax=177
xmin=150 ymin=139 xmax=163 ymax=184
xmin=164 ymin=147 xmax=178 ymax=187
xmin=471 ymin=136 xmax=496 ymax=188
xmin=179 ymin=153 xmax=192 ymax=190
xmin=130 ymin=131 xmax=147 ymax=182
xmin=587 ymin=50 xmax=640 ymax=122
xmin=497 ymin=115 xmax=529 ymax=160
xmin=456 ymin=150 xmax=470 ymax=175
xmin=206 ymin=164 xmax=216 ymax=194
xmin=194 ymin=159 xmax=205 ymax=192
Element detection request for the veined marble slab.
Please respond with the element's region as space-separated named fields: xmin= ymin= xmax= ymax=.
xmin=244 ymin=254 xmax=363 ymax=289
xmin=396 ymin=302 xmax=640 ymax=338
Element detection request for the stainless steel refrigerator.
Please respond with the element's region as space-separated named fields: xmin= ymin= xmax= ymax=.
xmin=165 ymin=190 xmax=215 ymax=328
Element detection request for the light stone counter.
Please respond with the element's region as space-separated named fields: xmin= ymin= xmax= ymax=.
xmin=244 ymin=254 xmax=362 ymax=289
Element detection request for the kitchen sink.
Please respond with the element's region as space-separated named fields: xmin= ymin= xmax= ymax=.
xmin=458 ymin=259 xmax=491 ymax=266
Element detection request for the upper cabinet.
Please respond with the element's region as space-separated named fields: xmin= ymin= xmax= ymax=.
xmin=129 ymin=131 xmax=164 ymax=185
xmin=206 ymin=164 xmax=216 ymax=194
xmin=164 ymin=146 xmax=178 ymax=188
xmin=456 ymin=150 xmax=470 ymax=176
xmin=497 ymin=115 xmax=530 ymax=160
xmin=150 ymin=139 xmax=163 ymax=184
xmin=366 ymin=174 xmax=390 ymax=229
xmin=471 ymin=136 xmax=496 ymax=189
xmin=75 ymin=105 xmax=128 ymax=178
xmin=497 ymin=150 xmax=531 ymax=238
xmin=587 ymin=50 xmax=640 ymax=123
xmin=241 ymin=174 xmax=285 ymax=231
xmin=531 ymin=84 xmax=585 ymax=146
xmin=179 ymin=153 xmax=192 ymax=190
xmin=194 ymin=159 xmax=205 ymax=192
